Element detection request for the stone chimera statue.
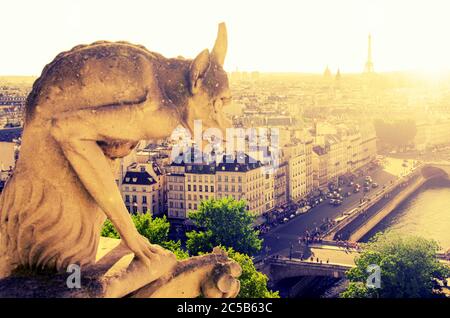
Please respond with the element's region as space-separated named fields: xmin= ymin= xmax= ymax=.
xmin=0 ymin=23 xmax=240 ymax=298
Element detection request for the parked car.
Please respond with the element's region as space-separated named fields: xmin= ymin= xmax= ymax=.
xmin=364 ymin=186 xmax=370 ymax=192
xmin=365 ymin=176 xmax=373 ymax=183
xmin=354 ymin=187 xmax=361 ymax=193
xmin=372 ymin=182 xmax=379 ymax=188
xmin=283 ymin=217 xmax=289 ymax=223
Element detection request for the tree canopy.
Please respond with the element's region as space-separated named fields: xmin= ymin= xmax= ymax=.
xmin=341 ymin=232 xmax=450 ymax=298
xmin=223 ymin=247 xmax=279 ymax=298
xmin=101 ymin=214 xmax=188 ymax=259
xmin=186 ymin=197 xmax=263 ymax=256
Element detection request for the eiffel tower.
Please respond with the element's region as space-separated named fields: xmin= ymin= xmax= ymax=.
xmin=364 ymin=34 xmax=374 ymax=73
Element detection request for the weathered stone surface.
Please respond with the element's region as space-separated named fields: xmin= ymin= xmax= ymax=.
xmin=0 ymin=23 xmax=239 ymax=297
xmin=0 ymin=237 xmax=241 ymax=298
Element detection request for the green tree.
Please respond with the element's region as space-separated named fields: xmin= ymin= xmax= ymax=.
xmin=223 ymin=247 xmax=279 ymax=298
xmin=186 ymin=230 xmax=214 ymax=256
xmin=341 ymin=232 xmax=450 ymax=298
xmin=101 ymin=214 xmax=188 ymax=259
xmin=186 ymin=197 xmax=263 ymax=256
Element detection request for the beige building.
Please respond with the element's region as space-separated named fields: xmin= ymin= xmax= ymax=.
xmin=167 ymin=152 xmax=271 ymax=219
xmin=283 ymin=143 xmax=308 ymax=202
xmin=312 ymin=145 xmax=329 ymax=190
xmin=273 ymin=161 xmax=288 ymax=208
xmin=216 ymin=154 xmax=267 ymax=216
xmin=121 ymin=163 xmax=163 ymax=215
xmin=185 ymin=163 xmax=216 ymax=214
xmin=0 ymin=127 xmax=21 ymax=177
xmin=167 ymin=162 xmax=186 ymax=219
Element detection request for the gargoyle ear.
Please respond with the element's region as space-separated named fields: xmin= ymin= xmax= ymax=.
xmin=189 ymin=49 xmax=210 ymax=95
xmin=212 ymin=22 xmax=227 ymax=66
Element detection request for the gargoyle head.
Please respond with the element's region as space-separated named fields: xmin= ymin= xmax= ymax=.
xmin=185 ymin=22 xmax=232 ymax=138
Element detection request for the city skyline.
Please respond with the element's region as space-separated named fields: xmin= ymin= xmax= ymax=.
xmin=2 ymin=0 xmax=450 ymax=75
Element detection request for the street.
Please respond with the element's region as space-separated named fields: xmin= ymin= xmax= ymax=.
xmin=259 ymin=160 xmax=404 ymax=258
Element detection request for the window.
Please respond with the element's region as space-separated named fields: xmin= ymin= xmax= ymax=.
xmin=189 ymin=203 xmax=192 ymax=209
xmin=142 ymin=196 xmax=147 ymax=204
xmin=218 ymin=176 xmax=222 ymax=182
xmin=125 ymin=195 xmax=130 ymax=203
xmin=132 ymin=195 xmax=137 ymax=203
xmin=194 ymin=203 xmax=197 ymax=210
xmin=188 ymin=184 xmax=191 ymax=191
xmin=211 ymin=186 xmax=214 ymax=192
xmin=193 ymin=185 xmax=197 ymax=191
xmin=188 ymin=194 xmax=192 ymax=200
xmin=132 ymin=206 xmax=138 ymax=214
xmin=205 ymin=186 xmax=208 ymax=192
xmin=199 ymin=185 xmax=203 ymax=192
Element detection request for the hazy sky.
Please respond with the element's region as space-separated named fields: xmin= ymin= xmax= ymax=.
xmin=2 ymin=0 xmax=450 ymax=75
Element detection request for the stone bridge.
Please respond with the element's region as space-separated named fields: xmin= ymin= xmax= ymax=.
xmin=260 ymin=257 xmax=353 ymax=282
xmin=259 ymin=241 xmax=449 ymax=285
xmin=421 ymin=161 xmax=450 ymax=179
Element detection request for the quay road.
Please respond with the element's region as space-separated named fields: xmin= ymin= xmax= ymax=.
xmin=258 ymin=163 xmax=404 ymax=259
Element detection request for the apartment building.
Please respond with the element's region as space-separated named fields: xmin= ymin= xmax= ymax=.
xmin=283 ymin=143 xmax=308 ymax=202
xmin=167 ymin=151 xmax=270 ymax=219
xmin=121 ymin=164 xmax=161 ymax=215
xmin=312 ymin=145 xmax=329 ymax=190
xmin=273 ymin=161 xmax=288 ymax=207
xmin=167 ymin=161 xmax=187 ymax=219
xmin=185 ymin=162 xmax=216 ymax=214
xmin=216 ymin=154 xmax=267 ymax=215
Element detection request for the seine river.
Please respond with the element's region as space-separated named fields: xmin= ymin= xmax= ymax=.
xmin=365 ymin=177 xmax=450 ymax=251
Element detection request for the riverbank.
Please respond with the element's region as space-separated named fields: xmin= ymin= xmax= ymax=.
xmin=362 ymin=177 xmax=450 ymax=251
xmin=349 ymin=175 xmax=426 ymax=242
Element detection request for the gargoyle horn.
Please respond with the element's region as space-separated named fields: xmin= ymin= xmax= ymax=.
xmin=212 ymin=22 xmax=227 ymax=66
